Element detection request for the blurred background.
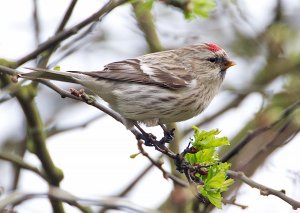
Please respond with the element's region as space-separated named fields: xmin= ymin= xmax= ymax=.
xmin=1 ymin=0 xmax=300 ymax=212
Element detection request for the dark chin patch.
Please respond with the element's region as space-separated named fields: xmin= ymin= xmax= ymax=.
xmin=219 ymin=70 xmax=226 ymax=79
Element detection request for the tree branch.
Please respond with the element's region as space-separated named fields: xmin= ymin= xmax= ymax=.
xmin=0 ymin=151 xmax=47 ymax=180
xmin=227 ymin=170 xmax=300 ymax=210
xmin=56 ymin=0 xmax=79 ymax=33
xmin=137 ymin=140 xmax=188 ymax=187
xmin=221 ymin=99 xmax=300 ymax=162
xmin=132 ymin=1 xmax=163 ymax=52
xmin=36 ymin=0 xmax=79 ymax=68
xmin=32 ymin=0 xmax=41 ymax=45
xmin=0 ymin=66 xmax=65 ymax=212
xmin=46 ymin=114 xmax=105 ymax=137
xmin=0 ymin=187 xmax=158 ymax=213
xmin=14 ymin=0 xmax=129 ymax=67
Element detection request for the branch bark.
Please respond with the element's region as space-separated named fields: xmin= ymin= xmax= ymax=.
xmin=227 ymin=170 xmax=300 ymax=210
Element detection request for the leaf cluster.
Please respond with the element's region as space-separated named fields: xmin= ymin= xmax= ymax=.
xmin=185 ymin=126 xmax=234 ymax=208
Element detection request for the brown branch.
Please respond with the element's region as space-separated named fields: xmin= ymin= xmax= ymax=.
xmin=0 ymin=65 xmax=19 ymax=76
xmin=46 ymin=114 xmax=105 ymax=137
xmin=0 ymin=66 xmax=132 ymax=136
xmin=132 ymin=1 xmax=163 ymax=52
xmin=0 ymin=188 xmax=158 ymax=213
xmin=221 ymin=99 xmax=300 ymax=162
xmin=223 ymin=197 xmax=248 ymax=209
xmin=0 ymin=67 xmax=64 ymax=182
xmin=56 ymin=0 xmax=78 ymax=33
xmin=36 ymin=0 xmax=79 ymax=68
xmin=32 ymin=0 xmax=41 ymax=45
xmin=14 ymin=0 xmax=129 ymax=67
xmin=0 ymin=151 xmax=47 ymax=181
xmin=99 ymin=162 xmax=156 ymax=213
xmin=137 ymin=140 xmax=188 ymax=187
xmin=227 ymin=170 xmax=300 ymax=210
xmin=11 ymin=138 xmax=28 ymax=191
xmin=0 ymin=66 xmax=65 ymax=212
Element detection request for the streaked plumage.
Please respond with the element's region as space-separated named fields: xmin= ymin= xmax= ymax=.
xmin=21 ymin=43 xmax=235 ymax=128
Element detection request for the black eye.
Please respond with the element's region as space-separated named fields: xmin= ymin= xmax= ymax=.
xmin=207 ymin=57 xmax=218 ymax=63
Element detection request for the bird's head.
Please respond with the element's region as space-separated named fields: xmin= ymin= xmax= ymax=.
xmin=186 ymin=43 xmax=235 ymax=81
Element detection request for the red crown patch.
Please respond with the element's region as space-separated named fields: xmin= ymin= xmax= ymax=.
xmin=205 ymin=43 xmax=222 ymax=52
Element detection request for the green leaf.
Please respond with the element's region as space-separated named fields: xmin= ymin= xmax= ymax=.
xmin=129 ymin=152 xmax=140 ymax=159
xmin=198 ymin=163 xmax=234 ymax=209
xmin=200 ymin=187 xmax=222 ymax=209
xmin=220 ymin=178 xmax=235 ymax=192
xmin=185 ymin=148 xmax=218 ymax=165
xmin=53 ymin=65 xmax=61 ymax=71
xmin=197 ymin=148 xmax=219 ymax=164
xmin=185 ymin=127 xmax=233 ymax=209
xmin=184 ymin=0 xmax=216 ymax=19
xmin=205 ymin=171 xmax=226 ymax=189
xmin=185 ymin=152 xmax=198 ymax=165
xmin=191 ymin=126 xmax=229 ymax=149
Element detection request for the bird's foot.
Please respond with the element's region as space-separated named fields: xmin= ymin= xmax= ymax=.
xmin=134 ymin=122 xmax=175 ymax=146
xmin=136 ymin=132 xmax=157 ymax=146
xmin=159 ymin=128 xmax=175 ymax=144
xmin=158 ymin=123 xmax=175 ymax=144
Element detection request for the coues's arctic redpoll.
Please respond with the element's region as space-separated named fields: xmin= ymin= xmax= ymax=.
xmin=21 ymin=43 xmax=235 ymax=128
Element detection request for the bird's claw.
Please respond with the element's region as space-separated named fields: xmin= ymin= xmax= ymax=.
xmin=160 ymin=128 xmax=175 ymax=144
xmin=136 ymin=133 xmax=157 ymax=146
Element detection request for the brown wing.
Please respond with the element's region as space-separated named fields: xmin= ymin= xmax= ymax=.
xmin=69 ymin=51 xmax=195 ymax=89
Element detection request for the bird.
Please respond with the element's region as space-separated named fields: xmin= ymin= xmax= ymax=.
xmin=20 ymin=43 xmax=235 ymax=132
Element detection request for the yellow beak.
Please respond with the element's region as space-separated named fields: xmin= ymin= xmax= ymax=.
xmin=224 ymin=60 xmax=236 ymax=70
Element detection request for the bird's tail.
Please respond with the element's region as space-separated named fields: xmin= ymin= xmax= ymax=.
xmin=20 ymin=68 xmax=80 ymax=84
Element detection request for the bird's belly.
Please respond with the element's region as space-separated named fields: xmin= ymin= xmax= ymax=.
xmin=113 ymin=85 xmax=208 ymax=126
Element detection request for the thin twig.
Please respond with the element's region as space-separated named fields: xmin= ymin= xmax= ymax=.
xmin=0 ymin=65 xmax=19 ymax=75
xmin=15 ymin=0 xmax=129 ymax=67
xmin=37 ymin=0 xmax=79 ymax=68
xmin=0 ymin=66 xmax=129 ymax=137
xmin=221 ymin=99 xmax=300 ymax=162
xmin=56 ymin=0 xmax=78 ymax=33
xmin=236 ymin=120 xmax=299 ymax=172
xmin=227 ymin=170 xmax=300 ymax=210
xmin=32 ymin=0 xmax=40 ymax=45
xmin=46 ymin=114 xmax=105 ymax=137
xmin=0 ymin=95 xmax=13 ymax=104
xmin=223 ymin=197 xmax=248 ymax=209
xmin=137 ymin=140 xmax=188 ymax=187
xmin=0 ymin=188 xmax=158 ymax=213
xmin=0 ymin=151 xmax=47 ymax=180
xmin=99 ymin=162 xmax=156 ymax=213
xmin=49 ymin=19 xmax=101 ymax=68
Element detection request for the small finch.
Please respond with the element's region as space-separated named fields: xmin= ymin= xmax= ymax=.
xmin=21 ymin=43 xmax=235 ymax=129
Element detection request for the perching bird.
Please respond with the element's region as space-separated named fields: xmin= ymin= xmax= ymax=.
xmin=21 ymin=43 xmax=235 ymax=129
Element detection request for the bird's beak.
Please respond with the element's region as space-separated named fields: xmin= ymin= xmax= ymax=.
xmin=224 ymin=60 xmax=236 ymax=70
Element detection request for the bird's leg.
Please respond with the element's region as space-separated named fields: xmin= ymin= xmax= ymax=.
xmin=134 ymin=122 xmax=157 ymax=146
xmin=158 ymin=123 xmax=175 ymax=144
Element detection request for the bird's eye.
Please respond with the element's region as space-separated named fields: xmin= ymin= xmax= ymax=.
xmin=207 ymin=57 xmax=218 ymax=63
